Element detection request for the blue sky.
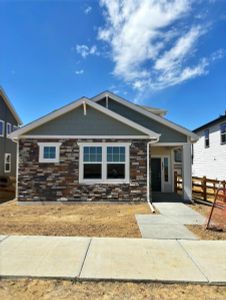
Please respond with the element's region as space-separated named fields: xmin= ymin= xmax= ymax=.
xmin=1 ymin=0 xmax=226 ymax=130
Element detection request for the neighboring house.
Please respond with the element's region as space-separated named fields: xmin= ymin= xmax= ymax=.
xmin=9 ymin=91 xmax=198 ymax=203
xmin=192 ymin=112 xmax=226 ymax=180
xmin=0 ymin=88 xmax=22 ymax=181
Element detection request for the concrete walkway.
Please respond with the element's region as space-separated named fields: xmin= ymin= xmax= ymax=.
xmin=136 ymin=202 xmax=206 ymax=239
xmin=0 ymin=235 xmax=226 ymax=284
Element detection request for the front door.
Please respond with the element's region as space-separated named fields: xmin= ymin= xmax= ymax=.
xmin=151 ymin=158 xmax=161 ymax=192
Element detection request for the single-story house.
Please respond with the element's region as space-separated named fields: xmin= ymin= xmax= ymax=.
xmin=9 ymin=91 xmax=198 ymax=203
xmin=192 ymin=111 xmax=226 ymax=180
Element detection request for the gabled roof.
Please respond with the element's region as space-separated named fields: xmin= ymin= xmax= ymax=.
xmin=9 ymin=97 xmax=160 ymax=140
xmin=91 ymin=91 xmax=199 ymax=142
xmin=193 ymin=113 xmax=226 ymax=133
xmin=0 ymin=87 xmax=22 ymax=125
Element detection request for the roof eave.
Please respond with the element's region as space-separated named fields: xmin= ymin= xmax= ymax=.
xmin=0 ymin=87 xmax=22 ymax=125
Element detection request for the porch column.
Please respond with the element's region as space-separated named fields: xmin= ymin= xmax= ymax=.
xmin=182 ymin=142 xmax=192 ymax=201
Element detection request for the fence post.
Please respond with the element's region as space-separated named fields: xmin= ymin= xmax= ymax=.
xmin=202 ymin=176 xmax=207 ymax=201
xmin=174 ymin=171 xmax=178 ymax=193
xmin=223 ymin=180 xmax=226 ymax=197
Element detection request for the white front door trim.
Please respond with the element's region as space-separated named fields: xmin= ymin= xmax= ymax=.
xmin=151 ymin=155 xmax=171 ymax=192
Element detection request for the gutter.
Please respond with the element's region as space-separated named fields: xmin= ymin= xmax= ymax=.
xmin=147 ymin=137 xmax=160 ymax=213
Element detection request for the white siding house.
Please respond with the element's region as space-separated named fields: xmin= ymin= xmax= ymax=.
xmin=192 ymin=113 xmax=226 ymax=180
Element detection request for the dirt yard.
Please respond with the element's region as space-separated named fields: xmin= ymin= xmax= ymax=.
xmin=0 ymin=200 xmax=150 ymax=237
xmin=1 ymin=279 xmax=226 ymax=300
xmin=187 ymin=202 xmax=226 ymax=240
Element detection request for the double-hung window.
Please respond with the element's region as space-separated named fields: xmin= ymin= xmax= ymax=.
xmin=220 ymin=123 xmax=226 ymax=145
xmin=4 ymin=153 xmax=11 ymax=173
xmin=83 ymin=146 xmax=102 ymax=179
xmin=38 ymin=142 xmax=62 ymax=163
xmin=0 ymin=120 xmax=4 ymax=137
xmin=107 ymin=146 xmax=125 ymax=179
xmin=79 ymin=143 xmax=130 ymax=184
xmin=204 ymin=129 xmax=209 ymax=148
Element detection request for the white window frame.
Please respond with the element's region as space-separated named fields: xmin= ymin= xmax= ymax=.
xmin=78 ymin=142 xmax=131 ymax=184
xmin=38 ymin=142 xmax=62 ymax=163
xmin=6 ymin=122 xmax=11 ymax=137
xmin=4 ymin=153 xmax=11 ymax=173
xmin=0 ymin=120 xmax=5 ymax=137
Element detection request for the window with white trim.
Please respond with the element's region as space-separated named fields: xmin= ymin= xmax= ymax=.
xmin=220 ymin=123 xmax=226 ymax=145
xmin=0 ymin=120 xmax=4 ymax=137
xmin=79 ymin=143 xmax=130 ymax=184
xmin=4 ymin=153 xmax=11 ymax=173
xmin=38 ymin=142 xmax=62 ymax=163
xmin=83 ymin=146 xmax=102 ymax=179
xmin=6 ymin=122 xmax=11 ymax=137
xmin=107 ymin=146 xmax=126 ymax=179
xmin=163 ymin=157 xmax=169 ymax=182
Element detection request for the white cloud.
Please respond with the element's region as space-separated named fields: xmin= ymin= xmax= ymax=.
xmin=98 ymin=0 xmax=224 ymax=93
xmin=75 ymin=69 xmax=84 ymax=75
xmin=84 ymin=6 xmax=92 ymax=15
xmin=76 ymin=44 xmax=99 ymax=58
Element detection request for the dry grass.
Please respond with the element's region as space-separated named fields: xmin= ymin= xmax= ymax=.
xmin=1 ymin=279 xmax=226 ymax=300
xmin=0 ymin=200 xmax=150 ymax=238
xmin=187 ymin=203 xmax=226 ymax=240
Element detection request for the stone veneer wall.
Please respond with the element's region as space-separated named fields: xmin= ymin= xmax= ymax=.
xmin=18 ymin=139 xmax=149 ymax=202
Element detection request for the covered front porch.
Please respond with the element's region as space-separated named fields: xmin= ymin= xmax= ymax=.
xmin=149 ymin=143 xmax=192 ymax=202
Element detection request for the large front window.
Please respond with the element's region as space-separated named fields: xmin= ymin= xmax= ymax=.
xmin=79 ymin=143 xmax=130 ymax=184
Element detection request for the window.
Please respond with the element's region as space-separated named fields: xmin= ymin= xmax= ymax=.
xmin=204 ymin=129 xmax=209 ymax=148
xmin=174 ymin=148 xmax=182 ymax=163
xmin=107 ymin=147 xmax=125 ymax=179
xmin=13 ymin=125 xmax=18 ymax=132
xmin=79 ymin=143 xmax=130 ymax=184
xmin=6 ymin=122 xmax=11 ymax=137
xmin=163 ymin=157 xmax=169 ymax=182
xmin=38 ymin=142 xmax=62 ymax=163
xmin=220 ymin=123 xmax=226 ymax=145
xmin=4 ymin=153 xmax=11 ymax=173
xmin=0 ymin=120 xmax=4 ymax=137
xmin=83 ymin=146 xmax=102 ymax=179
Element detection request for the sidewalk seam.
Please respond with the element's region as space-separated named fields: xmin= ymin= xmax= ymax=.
xmin=177 ymin=240 xmax=209 ymax=283
xmin=78 ymin=238 xmax=92 ymax=278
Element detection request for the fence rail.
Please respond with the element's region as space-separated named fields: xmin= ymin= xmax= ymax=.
xmin=174 ymin=172 xmax=226 ymax=202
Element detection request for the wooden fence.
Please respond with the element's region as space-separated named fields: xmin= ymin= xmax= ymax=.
xmin=174 ymin=172 xmax=226 ymax=202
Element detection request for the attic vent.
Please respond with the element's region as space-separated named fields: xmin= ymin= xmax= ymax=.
xmin=106 ymin=95 xmax=109 ymax=109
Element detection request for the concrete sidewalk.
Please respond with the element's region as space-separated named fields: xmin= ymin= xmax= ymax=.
xmin=136 ymin=202 xmax=206 ymax=239
xmin=1 ymin=235 xmax=226 ymax=284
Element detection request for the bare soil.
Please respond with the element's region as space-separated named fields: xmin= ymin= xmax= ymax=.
xmin=1 ymin=279 xmax=226 ymax=300
xmin=187 ymin=202 xmax=226 ymax=240
xmin=0 ymin=200 xmax=150 ymax=237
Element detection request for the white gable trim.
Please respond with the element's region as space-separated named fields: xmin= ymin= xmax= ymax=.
xmin=92 ymin=91 xmax=198 ymax=142
xmin=9 ymin=97 xmax=160 ymax=140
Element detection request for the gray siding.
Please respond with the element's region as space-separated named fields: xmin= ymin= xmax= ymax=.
xmin=98 ymin=98 xmax=187 ymax=143
xmin=0 ymin=95 xmax=18 ymax=177
xmin=26 ymin=105 xmax=146 ymax=136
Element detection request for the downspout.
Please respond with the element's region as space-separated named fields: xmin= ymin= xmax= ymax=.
xmin=147 ymin=137 xmax=159 ymax=213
